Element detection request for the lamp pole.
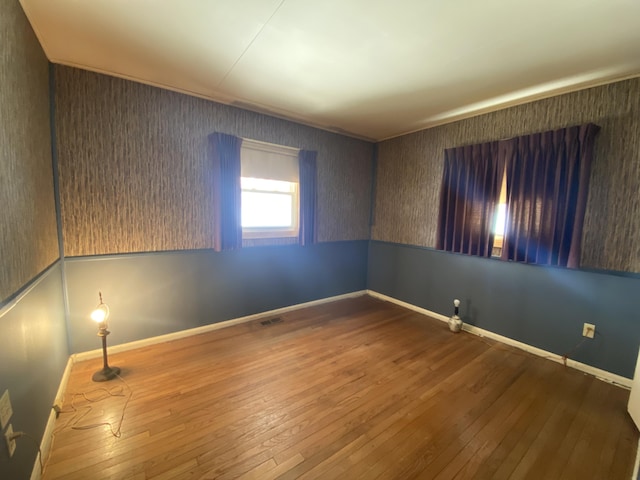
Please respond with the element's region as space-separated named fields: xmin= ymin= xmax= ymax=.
xmin=91 ymin=292 xmax=121 ymax=382
xmin=92 ymin=326 xmax=120 ymax=382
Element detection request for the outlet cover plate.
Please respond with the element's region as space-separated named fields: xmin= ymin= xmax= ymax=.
xmin=5 ymin=424 xmax=16 ymax=457
xmin=583 ymin=323 xmax=596 ymax=339
xmin=0 ymin=390 xmax=12 ymax=430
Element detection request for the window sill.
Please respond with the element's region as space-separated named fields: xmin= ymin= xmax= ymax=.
xmin=242 ymin=237 xmax=299 ymax=248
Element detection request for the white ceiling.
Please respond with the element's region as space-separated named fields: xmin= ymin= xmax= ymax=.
xmin=19 ymin=0 xmax=640 ymax=141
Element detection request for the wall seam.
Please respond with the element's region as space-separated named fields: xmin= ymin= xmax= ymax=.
xmin=49 ymin=63 xmax=72 ymax=354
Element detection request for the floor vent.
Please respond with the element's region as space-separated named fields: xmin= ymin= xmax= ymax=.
xmin=260 ymin=317 xmax=283 ymax=326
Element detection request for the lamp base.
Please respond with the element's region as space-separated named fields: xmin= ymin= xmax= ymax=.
xmin=92 ymin=366 xmax=121 ymax=382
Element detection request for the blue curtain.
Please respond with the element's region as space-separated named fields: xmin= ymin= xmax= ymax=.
xmin=436 ymin=141 xmax=503 ymax=257
xmin=209 ymin=133 xmax=242 ymax=251
xmin=501 ymin=123 xmax=599 ymax=268
xmin=298 ymin=150 xmax=317 ymax=246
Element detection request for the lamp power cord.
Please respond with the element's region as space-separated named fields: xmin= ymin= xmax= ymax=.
xmin=54 ymin=373 xmax=132 ymax=438
xmin=41 ymin=373 xmax=133 ymax=476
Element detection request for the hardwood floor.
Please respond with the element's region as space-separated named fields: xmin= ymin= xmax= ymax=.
xmin=42 ymin=296 xmax=638 ymax=479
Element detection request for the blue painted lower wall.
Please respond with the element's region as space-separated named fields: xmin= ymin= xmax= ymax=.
xmin=367 ymin=241 xmax=640 ymax=379
xmin=0 ymin=263 xmax=68 ymax=480
xmin=64 ymin=241 xmax=369 ymax=354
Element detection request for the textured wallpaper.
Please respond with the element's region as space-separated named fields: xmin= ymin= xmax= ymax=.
xmin=0 ymin=0 xmax=59 ymax=302
xmin=373 ymin=78 xmax=640 ymax=273
xmin=54 ymin=67 xmax=373 ymax=257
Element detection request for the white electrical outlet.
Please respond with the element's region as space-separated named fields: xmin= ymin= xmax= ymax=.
xmin=0 ymin=390 xmax=12 ymax=430
xmin=583 ymin=323 xmax=595 ymax=339
xmin=5 ymin=424 xmax=16 ymax=457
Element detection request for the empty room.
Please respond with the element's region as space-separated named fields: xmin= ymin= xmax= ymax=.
xmin=1 ymin=0 xmax=640 ymax=479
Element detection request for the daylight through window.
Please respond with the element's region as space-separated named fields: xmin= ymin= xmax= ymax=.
xmin=240 ymin=139 xmax=300 ymax=239
xmin=492 ymin=167 xmax=508 ymax=251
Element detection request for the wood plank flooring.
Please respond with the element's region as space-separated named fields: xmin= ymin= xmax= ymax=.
xmin=42 ymin=296 xmax=638 ymax=479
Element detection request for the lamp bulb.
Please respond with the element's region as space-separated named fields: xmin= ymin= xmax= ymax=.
xmin=453 ymin=299 xmax=460 ymax=307
xmin=91 ymin=308 xmax=106 ymax=323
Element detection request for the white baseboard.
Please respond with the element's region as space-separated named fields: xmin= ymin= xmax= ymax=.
xmin=31 ymin=356 xmax=73 ymax=480
xmin=633 ymin=437 xmax=640 ymax=480
xmin=366 ymin=290 xmax=632 ymax=389
xmin=54 ymin=357 xmax=74 ymax=407
xmin=73 ymin=290 xmax=368 ymax=362
xmin=367 ymin=290 xmax=451 ymax=323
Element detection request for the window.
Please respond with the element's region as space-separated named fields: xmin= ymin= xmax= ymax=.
xmin=240 ymin=139 xmax=300 ymax=239
xmin=241 ymin=177 xmax=298 ymax=238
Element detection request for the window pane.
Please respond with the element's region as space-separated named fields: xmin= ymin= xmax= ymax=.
xmin=242 ymin=191 xmax=293 ymax=228
xmin=494 ymin=203 xmax=506 ymax=235
xmin=241 ymin=177 xmax=293 ymax=193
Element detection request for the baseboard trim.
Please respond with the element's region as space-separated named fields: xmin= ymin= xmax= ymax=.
xmin=31 ymin=356 xmax=73 ymax=480
xmin=633 ymin=437 xmax=640 ymax=480
xmin=366 ymin=290 xmax=632 ymax=389
xmin=72 ymin=290 xmax=368 ymax=362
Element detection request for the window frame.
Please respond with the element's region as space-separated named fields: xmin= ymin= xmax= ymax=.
xmin=239 ymin=139 xmax=301 ymax=241
xmin=240 ymin=177 xmax=299 ymax=239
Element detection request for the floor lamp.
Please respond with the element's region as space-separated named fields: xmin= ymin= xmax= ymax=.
xmin=91 ymin=292 xmax=121 ymax=382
